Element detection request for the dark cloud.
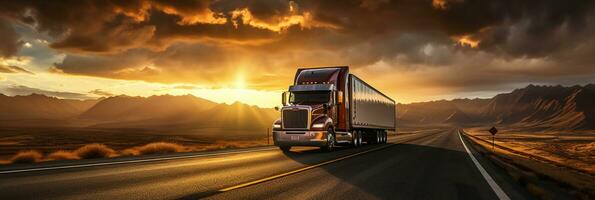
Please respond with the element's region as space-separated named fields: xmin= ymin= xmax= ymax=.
xmin=0 ymin=17 xmax=23 ymax=57
xmin=1 ymin=85 xmax=91 ymax=99
xmin=53 ymin=48 xmax=152 ymax=77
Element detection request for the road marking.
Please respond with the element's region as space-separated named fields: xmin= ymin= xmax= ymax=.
xmin=218 ymin=143 xmax=396 ymax=192
xmin=458 ymin=130 xmax=511 ymax=200
xmin=218 ymin=129 xmax=442 ymax=192
xmin=0 ymin=147 xmax=278 ymax=174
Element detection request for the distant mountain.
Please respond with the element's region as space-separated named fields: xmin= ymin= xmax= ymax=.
xmin=79 ymin=95 xmax=218 ymax=122
xmin=83 ymin=95 xmax=278 ymax=131
xmin=0 ymin=93 xmax=98 ymax=123
xmin=0 ymin=94 xmax=279 ymax=133
xmin=398 ymin=84 xmax=595 ymax=130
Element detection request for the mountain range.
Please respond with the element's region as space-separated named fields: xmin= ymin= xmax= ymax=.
xmin=0 ymin=94 xmax=278 ymax=132
xmin=397 ymin=84 xmax=595 ymax=130
xmin=1 ymin=84 xmax=593 ymax=131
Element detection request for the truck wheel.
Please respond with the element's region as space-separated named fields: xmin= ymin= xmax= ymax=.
xmin=280 ymin=146 xmax=291 ymax=152
xmin=357 ymin=131 xmax=363 ymax=147
xmin=321 ymin=128 xmax=335 ymax=152
xmin=351 ymin=131 xmax=358 ymax=147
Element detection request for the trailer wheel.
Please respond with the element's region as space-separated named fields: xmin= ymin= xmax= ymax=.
xmin=351 ymin=130 xmax=358 ymax=147
xmin=357 ymin=131 xmax=363 ymax=147
xmin=376 ymin=131 xmax=381 ymax=144
xmin=321 ymin=128 xmax=335 ymax=152
xmin=279 ymin=146 xmax=291 ymax=152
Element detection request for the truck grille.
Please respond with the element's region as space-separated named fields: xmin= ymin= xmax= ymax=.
xmin=282 ymin=109 xmax=309 ymax=129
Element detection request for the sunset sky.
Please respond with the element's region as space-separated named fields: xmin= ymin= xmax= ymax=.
xmin=1 ymin=0 xmax=594 ymax=108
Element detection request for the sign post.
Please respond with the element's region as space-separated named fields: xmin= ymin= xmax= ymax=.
xmin=489 ymin=126 xmax=498 ymax=151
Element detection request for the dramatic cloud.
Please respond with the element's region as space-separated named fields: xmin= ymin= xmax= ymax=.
xmin=0 ymin=0 xmax=594 ymax=102
xmin=0 ymin=17 xmax=23 ymax=57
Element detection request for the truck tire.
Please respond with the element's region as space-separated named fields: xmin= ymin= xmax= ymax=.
xmin=352 ymin=130 xmax=362 ymax=147
xmin=280 ymin=146 xmax=291 ymax=152
xmin=357 ymin=131 xmax=363 ymax=147
xmin=321 ymin=128 xmax=335 ymax=152
xmin=376 ymin=131 xmax=381 ymax=144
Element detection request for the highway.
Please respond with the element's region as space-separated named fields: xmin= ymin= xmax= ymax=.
xmin=0 ymin=128 xmax=535 ymax=200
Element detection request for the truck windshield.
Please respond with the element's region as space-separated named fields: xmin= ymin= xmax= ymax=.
xmin=290 ymin=91 xmax=330 ymax=105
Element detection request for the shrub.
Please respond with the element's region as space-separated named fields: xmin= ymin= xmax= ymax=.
xmin=10 ymin=150 xmax=43 ymax=164
xmin=74 ymin=143 xmax=116 ymax=159
xmin=137 ymin=142 xmax=185 ymax=155
xmin=120 ymin=148 xmax=140 ymax=156
xmin=48 ymin=150 xmax=79 ymax=160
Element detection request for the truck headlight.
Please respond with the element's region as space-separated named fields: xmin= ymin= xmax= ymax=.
xmin=273 ymin=124 xmax=281 ymax=129
xmin=312 ymin=123 xmax=325 ymax=129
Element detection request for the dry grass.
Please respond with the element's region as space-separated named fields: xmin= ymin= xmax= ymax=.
xmin=120 ymin=148 xmax=140 ymax=157
xmin=74 ymin=143 xmax=117 ymax=159
xmin=464 ymin=129 xmax=595 ymax=197
xmin=47 ymin=150 xmax=79 ymax=160
xmin=465 ymin=127 xmax=595 ymax=174
xmin=1 ymin=138 xmax=271 ymax=164
xmin=136 ymin=142 xmax=186 ymax=155
xmin=10 ymin=150 xmax=43 ymax=164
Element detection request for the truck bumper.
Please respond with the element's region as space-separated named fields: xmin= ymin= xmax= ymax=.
xmin=273 ymin=131 xmax=328 ymax=147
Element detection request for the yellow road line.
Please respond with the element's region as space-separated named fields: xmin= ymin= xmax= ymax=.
xmin=218 ymin=131 xmax=440 ymax=192
xmin=218 ymin=144 xmax=395 ymax=192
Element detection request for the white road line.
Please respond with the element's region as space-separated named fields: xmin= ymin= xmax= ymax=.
xmin=458 ymin=130 xmax=510 ymax=200
xmin=0 ymin=147 xmax=278 ymax=174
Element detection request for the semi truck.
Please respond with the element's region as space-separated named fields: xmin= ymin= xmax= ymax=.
xmin=272 ymin=66 xmax=396 ymax=151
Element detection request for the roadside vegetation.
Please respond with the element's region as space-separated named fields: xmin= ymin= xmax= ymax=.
xmin=0 ymin=140 xmax=270 ymax=164
xmin=463 ymin=128 xmax=594 ymax=199
xmin=10 ymin=150 xmax=43 ymax=164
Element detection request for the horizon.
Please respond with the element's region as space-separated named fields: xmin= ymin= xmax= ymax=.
xmin=2 ymin=83 xmax=593 ymax=108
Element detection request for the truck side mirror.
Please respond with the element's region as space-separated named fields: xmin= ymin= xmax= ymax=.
xmin=337 ymin=91 xmax=344 ymax=104
xmin=281 ymin=91 xmax=288 ymax=106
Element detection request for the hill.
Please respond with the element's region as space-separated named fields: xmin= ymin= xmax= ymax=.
xmin=0 ymin=94 xmax=279 ymax=133
xmin=85 ymin=97 xmax=278 ymax=132
xmin=398 ymin=84 xmax=595 ymax=130
xmin=79 ymin=95 xmax=218 ymax=122
xmin=0 ymin=94 xmax=98 ymax=126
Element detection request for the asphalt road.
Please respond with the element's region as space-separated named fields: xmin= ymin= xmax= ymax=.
xmin=0 ymin=128 xmax=534 ymax=200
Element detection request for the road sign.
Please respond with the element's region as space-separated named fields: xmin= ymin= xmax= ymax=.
xmin=488 ymin=126 xmax=498 ymax=151
xmin=489 ymin=127 xmax=498 ymax=135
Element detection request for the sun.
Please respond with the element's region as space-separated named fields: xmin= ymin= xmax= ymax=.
xmin=234 ymin=72 xmax=246 ymax=89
